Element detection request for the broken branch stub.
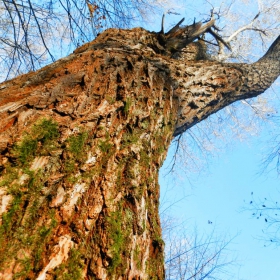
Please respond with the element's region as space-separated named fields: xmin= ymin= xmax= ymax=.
xmin=162 ymin=13 xmax=231 ymax=55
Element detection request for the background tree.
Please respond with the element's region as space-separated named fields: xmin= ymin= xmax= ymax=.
xmin=247 ymin=192 xmax=280 ymax=246
xmin=246 ymin=142 xmax=280 ymax=247
xmin=0 ymin=0 xmax=163 ymax=80
xmin=161 ymin=210 xmax=237 ymax=280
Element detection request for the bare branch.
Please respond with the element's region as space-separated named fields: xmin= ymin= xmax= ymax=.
xmin=208 ymin=28 xmax=232 ymax=51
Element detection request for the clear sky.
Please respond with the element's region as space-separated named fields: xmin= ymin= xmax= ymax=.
xmin=160 ymin=118 xmax=280 ymax=279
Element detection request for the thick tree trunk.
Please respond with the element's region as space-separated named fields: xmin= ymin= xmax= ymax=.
xmin=0 ymin=27 xmax=279 ymax=279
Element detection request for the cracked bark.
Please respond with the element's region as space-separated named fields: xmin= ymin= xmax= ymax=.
xmin=0 ymin=27 xmax=279 ymax=279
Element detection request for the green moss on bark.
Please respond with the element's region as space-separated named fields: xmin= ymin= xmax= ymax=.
xmin=53 ymin=249 xmax=84 ymax=280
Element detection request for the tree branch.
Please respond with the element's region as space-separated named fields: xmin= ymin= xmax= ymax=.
xmin=172 ymin=34 xmax=280 ymax=136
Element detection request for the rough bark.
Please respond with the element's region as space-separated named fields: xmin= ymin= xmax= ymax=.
xmin=0 ymin=27 xmax=279 ymax=279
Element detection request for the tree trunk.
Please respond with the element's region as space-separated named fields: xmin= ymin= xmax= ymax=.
xmin=0 ymin=27 xmax=279 ymax=279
